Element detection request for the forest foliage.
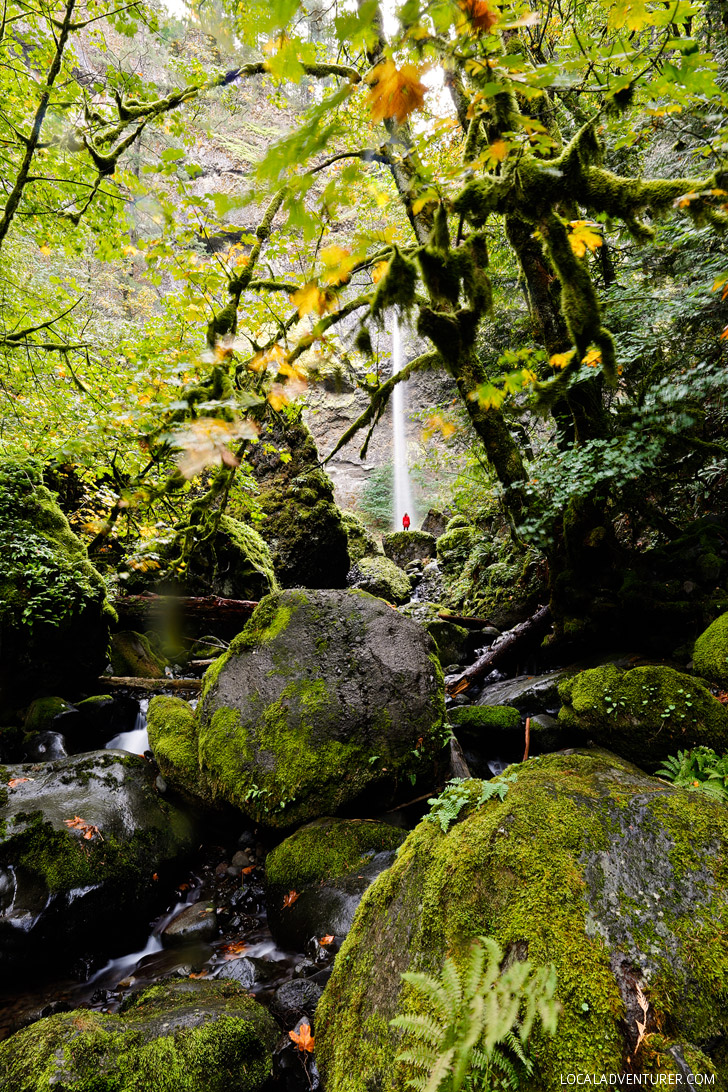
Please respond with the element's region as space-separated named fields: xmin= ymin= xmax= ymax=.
xmin=1 ymin=0 xmax=727 ymax=632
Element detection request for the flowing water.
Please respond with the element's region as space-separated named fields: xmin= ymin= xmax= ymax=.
xmin=105 ymin=697 xmax=150 ymax=753
xmin=391 ymin=311 xmax=415 ymax=531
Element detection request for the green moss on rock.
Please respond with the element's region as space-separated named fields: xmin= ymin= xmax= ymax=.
xmin=266 ymin=817 xmax=406 ymax=890
xmin=346 ymin=555 xmax=412 ymax=605
xmin=426 ymin=619 xmax=470 ymax=667
xmin=110 ymin=630 xmax=167 ymax=679
xmin=0 ymin=458 xmax=115 ymax=713
xmin=316 ymin=751 xmax=728 ymax=1090
xmin=558 ymin=664 xmax=728 ymax=766
xmin=180 ymin=513 xmax=278 ymax=601
xmin=382 ymin=530 xmax=436 ymax=569
xmin=448 ymin=704 xmax=521 ymax=734
xmin=24 ymin=696 xmax=73 ymax=733
xmin=0 ymin=978 xmax=278 ymax=1092
xmin=341 ymin=510 xmax=383 ymax=565
xmin=693 ymin=612 xmax=728 ymax=688
xmin=147 ymin=695 xmax=213 ymax=803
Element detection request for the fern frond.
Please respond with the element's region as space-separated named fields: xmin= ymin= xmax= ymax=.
xmin=401 ymin=971 xmax=453 ymax=1025
xmin=421 ymin=1047 xmax=456 ymax=1092
xmin=391 ymin=1013 xmax=444 ymax=1046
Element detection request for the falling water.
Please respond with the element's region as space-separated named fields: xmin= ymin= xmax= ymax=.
xmin=391 ymin=311 xmax=415 ymax=531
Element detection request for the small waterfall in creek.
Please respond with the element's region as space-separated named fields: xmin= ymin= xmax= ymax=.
xmin=391 ymin=311 xmax=416 ymax=531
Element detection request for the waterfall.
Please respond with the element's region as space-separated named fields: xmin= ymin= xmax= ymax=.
xmin=391 ymin=311 xmax=415 ymax=531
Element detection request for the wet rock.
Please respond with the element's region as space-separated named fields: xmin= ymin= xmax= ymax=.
xmin=162 ymin=901 xmax=218 ymax=946
xmin=110 ymin=630 xmax=167 ymax=679
xmin=477 ymin=668 xmax=573 ymax=717
xmin=427 ymin=619 xmax=470 ymax=668
xmin=22 ymin=730 xmax=67 ymax=762
xmin=420 ymin=507 xmax=450 ymax=538
xmin=411 ymin=559 xmax=445 ymax=603
xmin=317 ymin=751 xmax=728 ymax=1090
xmin=0 ymin=977 xmax=278 ymax=1092
xmin=0 ymin=751 xmax=196 ymax=971
xmin=218 ymin=955 xmax=284 ymax=989
xmin=265 ymin=817 xmax=405 ymax=949
xmin=383 ymin=530 xmax=436 ymax=568
xmin=273 ymin=1023 xmax=321 ymax=1092
xmin=155 ymin=590 xmax=447 ymax=825
xmin=24 ymin=697 xmax=73 ymax=733
xmin=270 ymin=978 xmax=323 ymax=1028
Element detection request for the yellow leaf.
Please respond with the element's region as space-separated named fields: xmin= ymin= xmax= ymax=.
xmin=487 ymin=139 xmax=509 ymax=164
xmin=457 ymin=0 xmax=499 ymax=33
xmin=609 ymin=0 xmax=650 ymax=31
xmin=290 ymin=280 xmax=335 ymax=318
xmin=267 ymin=385 xmax=289 ymax=411
xmin=422 ymin=413 xmax=456 ymax=440
xmin=38 ymin=244 xmax=51 ymax=256
xmin=372 ymin=260 xmax=389 ymax=284
xmin=367 ymin=60 xmax=427 ymax=124
xmin=582 ymin=348 xmax=602 ymax=367
xmin=550 ymin=350 xmax=576 ymax=370
xmin=568 ymin=220 xmax=603 ymax=258
xmin=320 ymin=245 xmax=355 ymax=286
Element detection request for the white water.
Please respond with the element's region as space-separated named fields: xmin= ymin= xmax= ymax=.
xmin=105 ymin=698 xmax=150 ymax=754
xmin=391 ymin=311 xmax=415 ymax=531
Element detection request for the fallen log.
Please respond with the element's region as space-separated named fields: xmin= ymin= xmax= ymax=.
xmin=112 ymin=594 xmax=259 ymax=626
xmin=446 ymin=604 xmax=552 ymax=696
xmin=437 ymin=612 xmax=496 ymax=631
xmin=98 ymin=676 xmax=202 ymax=692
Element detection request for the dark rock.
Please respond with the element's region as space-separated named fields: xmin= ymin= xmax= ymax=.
xmin=110 ymin=630 xmax=167 ymax=679
xmin=270 ymin=978 xmax=323 ymax=1028
xmin=340 ymin=511 xmax=382 ymax=565
xmin=427 ymin=619 xmax=470 ymax=668
xmin=0 ymin=751 xmax=196 ymax=971
xmin=346 ymin=555 xmax=412 ymax=605
xmin=0 ymin=977 xmax=278 ymax=1091
xmin=161 ymin=901 xmax=218 ymax=946
xmin=180 ymin=513 xmax=278 ymax=601
xmin=273 ymin=1023 xmax=321 ymax=1091
xmin=420 ymin=508 xmax=450 ymax=538
xmin=477 ymin=668 xmax=573 ymax=717
xmin=22 ymin=730 xmax=67 ymax=761
xmin=217 ymin=955 xmax=284 ymax=989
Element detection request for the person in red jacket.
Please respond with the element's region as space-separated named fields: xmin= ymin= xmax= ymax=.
xmin=402 ymin=512 xmax=411 ymax=531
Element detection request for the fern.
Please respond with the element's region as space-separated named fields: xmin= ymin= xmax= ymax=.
xmin=657 ymin=746 xmax=728 ymax=802
xmin=391 ymin=936 xmax=558 ymax=1092
xmin=427 ymin=776 xmax=517 ymax=834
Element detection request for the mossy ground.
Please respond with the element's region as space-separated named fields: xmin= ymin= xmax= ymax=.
xmin=693 ymin=611 xmax=728 ymax=688
xmin=316 ymin=751 xmax=728 ymax=1090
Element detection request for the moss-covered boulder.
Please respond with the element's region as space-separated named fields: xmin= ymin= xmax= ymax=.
xmin=346 ymin=555 xmax=412 ymax=605
xmin=0 ymin=459 xmax=115 ymax=713
xmin=435 ymin=523 xmax=475 ymax=582
xmin=426 ymin=618 xmax=469 ymax=667
xmin=188 ymin=589 xmax=446 ymax=825
xmin=265 ymin=817 xmax=406 ymax=948
xmin=341 ymin=510 xmax=383 ymax=565
xmin=448 ymin=704 xmax=521 ymax=736
xmin=693 ymin=611 xmax=728 ymax=688
xmin=244 ymin=416 xmax=350 ymax=588
xmin=147 ymin=694 xmax=214 ymax=804
xmin=180 ymin=513 xmax=278 ymax=601
xmin=0 ymin=978 xmax=278 ymax=1092
xmin=316 ymin=751 xmax=728 ymax=1089
xmin=0 ymin=751 xmax=195 ymax=969
xmin=24 ymin=696 xmax=73 ymax=733
xmin=558 ymin=664 xmax=728 ymax=766
xmin=382 ymin=530 xmax=436 ymax=569
xmin=110 ymin=630 xmax=167 ymax=679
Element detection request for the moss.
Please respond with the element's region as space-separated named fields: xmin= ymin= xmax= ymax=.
xmin=558 ymin=664 xmax=728 ymax=766
xmin=317 ymin=751 xmax=728 ymax=1090
xmin=382 ymin=531 xmax=436 ymax=567
xmin=265 ymin=817 xmax=406 ymax=889
xmin=110 ymin=631 xmax=167 ymax=679
xmin=340 ymin=511 xmax=382 ymax=565
xmin=436 ymin=526 xmax=476 ymax=582
xmin=0 ymin=979 xmax=277 ymax=1092
xmin=24 ymin=696 xmax=73 ymax=732
xmin=693 ymin=612 xmax=728 ymax=688
xmin=347 ymin=555 xmax=411 ymax=605
xmin=147 ymin=696 xmax=209 ymax=800
xmin=447 ymin=704 xmax=521 ymax=734
xmin=371 ymin=248 xmax=418 ymax=321
xmin=426 ymin=620 xmax=469 ymax=668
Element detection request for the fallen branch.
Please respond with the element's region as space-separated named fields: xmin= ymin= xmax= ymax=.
xmin=113 ymin=594 xmax=258 ymax=626
xmin=446 ymin=605 xmax=552 ymax=696
xmin=437 ymin=612 xmax=496 ymax=631
xmin=99 ymin=676 xmax=202 ymax=692
xmin=523 ymin=716 xmax=531 ymax=763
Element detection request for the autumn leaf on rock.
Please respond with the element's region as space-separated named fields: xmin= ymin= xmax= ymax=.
xmin=64 ymin=816 xmax=102 ymax=841
xmin=188 ymin=970 xmax=208 ymax=979
xmin=241 ymin=865 xmax=255 ymax=875
xmin=319 ymin=935 xmax=335 ymax=946
xmin=458 ymin=0 xmax=499 ymax=33
xmin=282 ymin=890 xmax=299 ymax=909
xmin=567 ymin=220 xmax=603 ymax=258
xmin=7 ymin=778 xmax=31 ymax=788
xmin=221 ymin=940 xmax=248 ymax=960
xmin=289 ymin=1022 xmax=315 ymax=1052
xmin=367 ymin=60 xmax=427 ymax=124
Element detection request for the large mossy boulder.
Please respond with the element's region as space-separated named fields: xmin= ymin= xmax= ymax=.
xmin=0 ymin=751 xmax=195 ymax=969
xmin=157 ymin=589 xmax=446 ymax=826
xmin=558 ymin=663 xmax=728 ymax=766
xmin=316 ymin=751 xmax=728 ymax=1089
xmin=0 ymin=978 xmax=278 ymax=1092
xmin=181 ymin=513 xmax=279 ymax=600
xmin=382 ymin=530 xmax=436 ymax=569
xmin=341 ymin=510 xmax=383 ymax=565
xmin=0 ymin=459 xmax=115 ymax=713
xmin=346 ymin=555 xmax=411 ymax=605
xmin=426 ymin=618 xmax=469 ymax=667
xmin=265 ymin=817 xmax=406 ymax=949
xmin=693 ymin=611 xmax=728 ymax=688
xmin=244 ymin=416 xmax=350 ymax=588
xmin=110 ymin=630 xmax=167 ymax=678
